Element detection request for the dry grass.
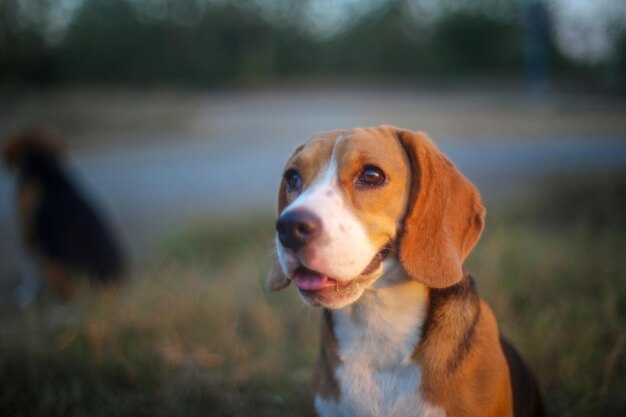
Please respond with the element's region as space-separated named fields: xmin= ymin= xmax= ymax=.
xmin=468 ymin=172 xmax=626 ymax=416
xmin=1 ymin=173 xmax=625 ymax=416
xmin=0 ymin=217 xmax=319 ymax=417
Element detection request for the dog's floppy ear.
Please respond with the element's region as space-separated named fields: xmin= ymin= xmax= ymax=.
xmin=266 ymin=259 xmax=291 ymax=291
xmin=396 ymin=129 xmax=485 ymax=288
xmin=266 ymin=176 xmax=292 ymax=291
xmin=266 ymin=144 xmax=307 ymax=292
xmin=4 ymin=128 xmax=64 ymax=167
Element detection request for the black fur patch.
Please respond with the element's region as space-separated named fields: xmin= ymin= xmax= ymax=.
xmin=419 ymin=273 xmax=481 ymax=373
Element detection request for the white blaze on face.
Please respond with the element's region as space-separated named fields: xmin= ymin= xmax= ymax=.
xmin=278 ymin=155 xmax=378 ymax=281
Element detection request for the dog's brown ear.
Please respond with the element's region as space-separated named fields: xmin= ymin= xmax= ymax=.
xmin=266 ymin=259 xmax=291 ymax=291
xmin=267 ymin=173 xmax=291 ymax=291
xmin=4 ymin=128 xmax=64 ymax=167
xmin=396 ymin=129 xmax=485 ymax=288
xmin=266 ymin=143 xmax=307 ymax=292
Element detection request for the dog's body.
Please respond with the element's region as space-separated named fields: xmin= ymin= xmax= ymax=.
xmin=4 ymin=129 xmax=125 ymax=300
xmin=268 ymin=126 xmax=543 ymax=417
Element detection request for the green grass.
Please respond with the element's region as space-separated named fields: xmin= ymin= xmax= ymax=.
xmin=1 ymin=173 xmax=625 ymax=417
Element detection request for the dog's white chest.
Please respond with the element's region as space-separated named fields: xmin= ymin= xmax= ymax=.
xmin=315 ymin=280 xmax=446 ymax=417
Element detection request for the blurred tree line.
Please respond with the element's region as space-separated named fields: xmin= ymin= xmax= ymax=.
xmin=0 ymin=0 xmax=624 ymax=90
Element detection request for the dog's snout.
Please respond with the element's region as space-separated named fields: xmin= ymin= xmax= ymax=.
xmin=276 ymin=209 xmax=321 ymax=251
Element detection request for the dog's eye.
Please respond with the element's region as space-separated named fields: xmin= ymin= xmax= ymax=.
xmin=357 ymin=165 xmax=386 ymax=187
xmin=284 ymin=169 xmax=302 ymax=193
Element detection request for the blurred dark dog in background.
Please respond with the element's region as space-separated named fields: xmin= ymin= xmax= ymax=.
xmin=3 ymin=128 xmax=126 ymax=301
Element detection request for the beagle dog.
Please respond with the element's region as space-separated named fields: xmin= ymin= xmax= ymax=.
xmin=267 ymin=126 xmax=544 ymax=417
xmin=4 ymin=128 xmax=126 ymax=300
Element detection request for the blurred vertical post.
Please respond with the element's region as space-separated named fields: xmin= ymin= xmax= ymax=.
xmin=521 ymin=0 xmax=549 ymax=94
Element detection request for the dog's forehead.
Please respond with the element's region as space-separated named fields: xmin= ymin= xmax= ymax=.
xmin=334 ymin=128 xmax=405 ymax=165
xmin=290 ymin=128 xmax=403 ymax=173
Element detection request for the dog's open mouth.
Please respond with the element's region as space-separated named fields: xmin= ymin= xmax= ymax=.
xmin=293 ymin=246 xmax=391 ymax=292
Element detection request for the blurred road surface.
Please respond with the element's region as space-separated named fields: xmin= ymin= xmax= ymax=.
xmin=1 ymin=88 xmax=625 ymax=303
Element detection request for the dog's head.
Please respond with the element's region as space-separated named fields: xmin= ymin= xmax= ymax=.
xmin=3 ymin=128 xmax=64 ymax=169
xmin=268 ymin=125 xmax=484 ymax=309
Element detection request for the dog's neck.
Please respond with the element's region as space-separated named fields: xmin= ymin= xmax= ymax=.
xmin=317 ymin=262 xmax=442 ymax=417
xmin=331 ymin=261 xmax=429 ymax=367
xmin=328 ymin=263 xmax=480 ymax=368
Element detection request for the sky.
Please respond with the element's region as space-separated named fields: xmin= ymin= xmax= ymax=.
xmin=548 ymin=0 xmax=626 ymax=62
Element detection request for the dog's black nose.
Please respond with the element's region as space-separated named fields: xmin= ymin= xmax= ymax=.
xmin=276 ymin=209 xmax=321 ymax=251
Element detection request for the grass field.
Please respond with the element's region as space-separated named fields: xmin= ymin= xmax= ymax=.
xmin=1 ymin=172 xmax=625 ymax=417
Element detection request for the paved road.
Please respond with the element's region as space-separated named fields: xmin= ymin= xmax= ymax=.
xmin=2 ymin=132 xmax=626 ymax=248
xmin=1 ymin=89 xmax=625 ymax=304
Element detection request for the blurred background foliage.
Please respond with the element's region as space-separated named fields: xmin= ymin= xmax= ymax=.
xmin=0 ymin=0 xmax=624 ymax=90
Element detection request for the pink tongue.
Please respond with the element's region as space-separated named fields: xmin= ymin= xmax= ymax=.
xmin=294 ymin=269 xmax=330 ymax=291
